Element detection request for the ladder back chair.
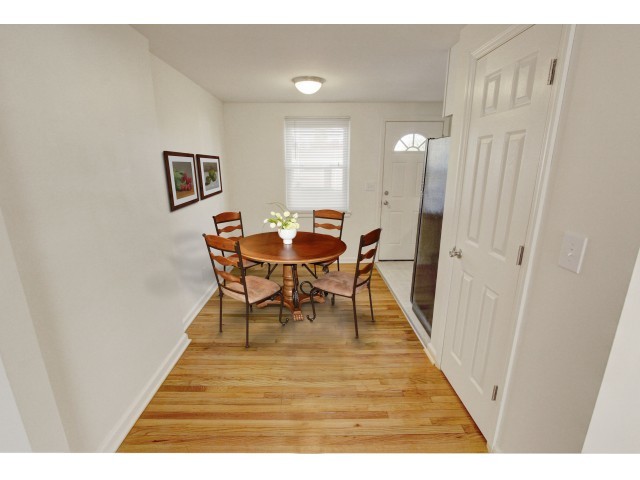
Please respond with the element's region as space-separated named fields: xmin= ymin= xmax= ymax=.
xmin=304 ymin=227 xmax=381 ymax=338
xmin=301 ymin=209 xmax=346 ymax=279
xmin=203 ymin=234 xmax=286 ymax=348
xmin=212 ymin=211 xmax=266 ymax=276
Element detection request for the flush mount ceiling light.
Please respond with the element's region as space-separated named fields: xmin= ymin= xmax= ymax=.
xmin=292 ymin=76 xmax=325 ymax=95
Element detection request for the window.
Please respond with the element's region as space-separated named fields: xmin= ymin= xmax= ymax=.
xmin=284 ymin=117 xmax=350 ymax=211
xmin=394 ymin=133 xmax=427 ymax=152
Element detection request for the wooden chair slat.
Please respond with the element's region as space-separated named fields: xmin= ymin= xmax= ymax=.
xmin=216 ymin=269 xmax=242 ymax=284
xmin=314 ymin=222 xmax=342 ymax=231
xmin=218 ymin=224 xmax=242 ymax=234
xmin=362 ymin=228 xmax=382 ymax=247
xmin=213 ymin=211 xmax=241 ymax=223
xmin=315 ymin=209 xmax=344 ymax=220
xmin=359 ymin=247 xmax=377 ymax=261
xmin=358 ymin=262 xmax=374 ymax=277
xmin=204 ymin=234 xmax=237 ymax=253
xmin=211 ymin=253 xmax=238 ymax=267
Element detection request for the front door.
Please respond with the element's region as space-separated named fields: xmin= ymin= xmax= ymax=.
xmin=379 ymin=121 xmax=443 ymax=260
xmin=441 ymin=25 xmax=563 ymax=442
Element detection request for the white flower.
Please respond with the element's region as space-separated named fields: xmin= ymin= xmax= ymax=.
xmin=275 ymin=213 xmax=282 ymax=219
xmin=284 ymin=211 xmax=290 ymax=217
xmin=270 ymin=211 xmax=275 ymax=216
xmin=293 ymin=213 xmax=298 ymax=219
xmin=263 ymin=219 xmax=268 ymax=223
xmin=277 ymin=221 xmax=282 ymax=227
xmin=269 ymin=223 xmax=275 ymax=228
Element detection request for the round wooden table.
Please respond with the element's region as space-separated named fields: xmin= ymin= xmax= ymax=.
xmin=239 ymin=231 xmax=347 ymax=321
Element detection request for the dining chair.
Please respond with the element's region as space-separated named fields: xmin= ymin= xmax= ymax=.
xmin=301 ymin=209 xmax=346 ymax=279
xmin=203 ymin=234 xmax=286 ymax=348
xmin=213 ymin=211 xmax=271 ymax=277
xmin=304 ymin=228 xmax=381 ymax=339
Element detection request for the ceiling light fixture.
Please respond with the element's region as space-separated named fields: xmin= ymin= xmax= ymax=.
xmin=292 ymin=76 xmax=325 ymax=95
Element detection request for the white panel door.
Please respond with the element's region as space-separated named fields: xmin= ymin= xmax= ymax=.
xmin=379 ymin=121 xmax=443 ymax=260
xmin=441 ymin=25 xmax=563 ymax=443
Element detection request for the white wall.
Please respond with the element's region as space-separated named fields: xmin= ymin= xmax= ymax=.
xmin=223 ymin=102 xmax=442 ymax=260
xmin=495 ymin=24 xmax=640 ymax=452
xmin=435 ymin=24 xmax=640 ymax=452
xmin=583 ymin=248 xmax=640 ymax=453
xmin=0 ymin=206 xmax=68 ymax=451
xmin=0 ymin=350 xmax=32 ymax=452
xmin=0 ymin=25 xmax=227 ymax=451
xmin=150 ymin=55 xmax=228 ymax=325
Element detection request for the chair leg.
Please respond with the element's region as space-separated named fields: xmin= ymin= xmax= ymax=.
xmin=266 ymin=263 xmax=278 ymax=279
xmin=368 ymin=284 xmax=375 ymax=322
xmin=352 ymin=297 xmax=359 ymax=339
xmin=219 ymin=292 xmax=224 ymax=332
xmin=302 ymin=263 xmax=317 ymax=278
xmin=278 ymin=291 xmax=288 ymax=325
xmin=306 ymin=288 xmax=318 ymax=322
xmin=245 ymin=303 xmax=250 ymax=348
xmin=331 ymin=294 xmax=335 ymax=306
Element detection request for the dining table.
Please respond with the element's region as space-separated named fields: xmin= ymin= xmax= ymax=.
xmin=239 ymin=231 xmax=347 ymax=321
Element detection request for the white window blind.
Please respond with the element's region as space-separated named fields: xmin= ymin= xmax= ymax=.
xmin=284 ymin=117 xmax=350 ymax=211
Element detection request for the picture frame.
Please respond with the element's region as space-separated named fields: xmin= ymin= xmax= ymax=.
xmin=163 ymin=151 xmax=199 ymax=211
xmin=196 ymin=154 xmax=223 ymax=199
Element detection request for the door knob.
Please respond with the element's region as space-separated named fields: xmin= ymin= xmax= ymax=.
xmin=383 ymin=200 xmax=389 ymax=206
xmin=449 ymin=247 xmax=462 ymax=258
xmin=384 ymin=190 xmax=389 ymax=195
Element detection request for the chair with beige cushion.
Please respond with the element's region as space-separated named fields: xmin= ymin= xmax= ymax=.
xmin=304 ymin=228 xmax=381 ymax=338
xmin=301 ymin=209 xmax=346 ymax=278
xmin=203 ymin=234 xmax=286 ymax=348
xmin=212 ymin=211 xmax=268 ymax=276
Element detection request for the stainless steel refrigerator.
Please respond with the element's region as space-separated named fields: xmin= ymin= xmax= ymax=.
xmin=410 ymin=136 xmax=450 ymax=336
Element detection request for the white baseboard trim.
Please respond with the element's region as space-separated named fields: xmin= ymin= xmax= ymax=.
xmin=97 ymin=333 xmax=191 ymax=452
xmin=182 ymin=284 xmax=217 ymax=328
xmin=426 ymin=343 xmax=439 ymax=368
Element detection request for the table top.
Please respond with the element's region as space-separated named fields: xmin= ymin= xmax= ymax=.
xmin=239 ymin=231 xmax=347 ymax=265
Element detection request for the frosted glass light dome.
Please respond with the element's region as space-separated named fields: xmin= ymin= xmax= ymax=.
xmin=292 ymin=76 xmax=325 ymax=95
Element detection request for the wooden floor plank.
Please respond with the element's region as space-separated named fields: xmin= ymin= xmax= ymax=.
xmin=117 ymin=264 xmax=486 ymax=453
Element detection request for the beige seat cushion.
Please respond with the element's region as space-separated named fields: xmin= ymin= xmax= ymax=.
xmin=312 ymin=271 xmax=368 ymax=297
xmin=223 ymin=276 xmax=280 ymax=304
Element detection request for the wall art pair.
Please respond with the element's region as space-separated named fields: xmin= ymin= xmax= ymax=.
xmin=163 ymin=151 xmax=222 ymax=211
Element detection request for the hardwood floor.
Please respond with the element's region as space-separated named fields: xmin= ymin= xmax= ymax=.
xmin=118 ymin=264 xmax=487 ymax=453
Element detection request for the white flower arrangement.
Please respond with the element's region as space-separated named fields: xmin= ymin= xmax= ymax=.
xmin=264 ymin=204 xmax=300 ymax=230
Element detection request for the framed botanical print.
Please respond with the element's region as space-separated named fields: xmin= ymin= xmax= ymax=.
xmin=196 ymin=154 xmax=223 ymax=199
xmin=163 ymin=151 xmax=199 ymax=211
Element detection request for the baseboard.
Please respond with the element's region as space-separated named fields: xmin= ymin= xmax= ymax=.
xmin=97 ymin=333 xmax=191 ymax=452
xmin=182 ymin=284 xmax=217 ymax=328
xmin=488 ymin=442 xmax=502 ymax=453
xmin=426 ymin=343 xmax=439 ymax=368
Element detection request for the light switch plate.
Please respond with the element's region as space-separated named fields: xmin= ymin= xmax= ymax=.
xmin=558 ymin=231 xmax=588 ymax=274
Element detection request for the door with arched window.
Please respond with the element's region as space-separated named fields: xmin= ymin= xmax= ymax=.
xmin=379 ymin=121 xmax=443 ymax=259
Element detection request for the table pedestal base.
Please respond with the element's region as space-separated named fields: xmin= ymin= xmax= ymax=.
xmin=257 ymin=264 xmax=324 ymax=321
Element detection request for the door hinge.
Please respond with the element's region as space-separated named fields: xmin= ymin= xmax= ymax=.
xmin=547 ymin=58 xmax=558 ymax=85
xmin=491 ymin=385 xmax=499 ymax=401
xmin=516 ymin=245 xmax=525 ymax=266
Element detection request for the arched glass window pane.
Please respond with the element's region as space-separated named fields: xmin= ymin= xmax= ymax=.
xmin=394 ymin=133 xmax=427 ymax=152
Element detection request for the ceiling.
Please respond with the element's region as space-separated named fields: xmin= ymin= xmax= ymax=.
xmin=132 ymin=24 xmax=465 ymax=103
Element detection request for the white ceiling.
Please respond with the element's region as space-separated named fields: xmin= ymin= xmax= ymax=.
xmin=132 ymin=24 xmax=464 ymax=103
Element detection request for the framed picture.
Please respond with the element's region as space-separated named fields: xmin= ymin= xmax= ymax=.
xmin=196 ymin=154 xmax=223 ymax=199
xmin=163 ymin=151 xmax=199 ymax=211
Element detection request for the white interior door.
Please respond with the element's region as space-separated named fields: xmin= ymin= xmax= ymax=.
xmin=379 ymin=121 xmax=443 ymax=260
xmin=441 ymin=25 xmax=563 ymax=442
